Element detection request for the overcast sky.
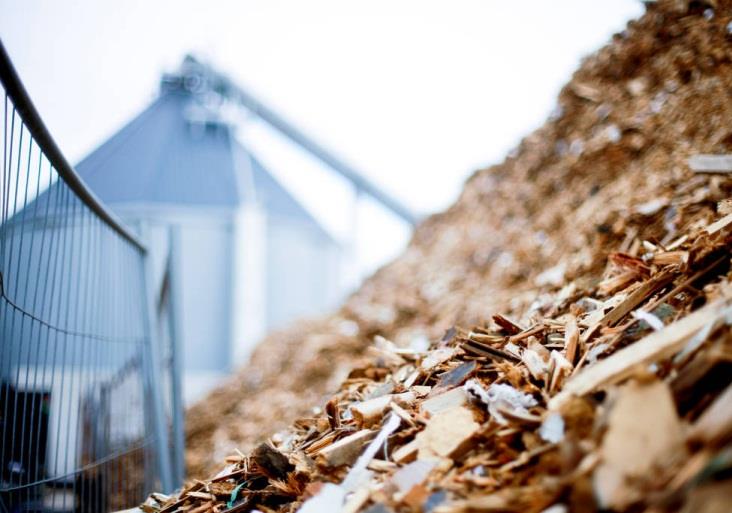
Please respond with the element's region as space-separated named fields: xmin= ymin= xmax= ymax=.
xmin=0 ymin=0 xmax=643 ymax=278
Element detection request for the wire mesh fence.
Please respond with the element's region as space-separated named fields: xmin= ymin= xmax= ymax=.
xmin=0 ymin=43 xmax=176 ymax=512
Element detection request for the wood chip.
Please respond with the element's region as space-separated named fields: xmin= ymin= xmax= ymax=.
xmin=705 ymin=212 xmax=732 ymax=235
xmin=315 ymin=430 xmax=376 ymax=467
xmin=420 ymin=387 xmax=469 ymax=416
xmin=416 ymin=406 xmax=479 ymax=460
xmin=551 ymin=298 xmax=732 ymax=409
xmin=594 ymin=380 xmax=687 ymax=509
xmin=351 ymin=392 xmax=416 ymax=428
xmin=688 ymin=382 xmax=732 ymax=446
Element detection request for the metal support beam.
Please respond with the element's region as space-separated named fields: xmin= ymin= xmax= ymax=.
xmin=140 ymin=226 xmax=174 ymax=493
xmin=185 ymin=56 xmax=418 ymax=226
xmin=167 ymin=227 xmax=186 ymax=487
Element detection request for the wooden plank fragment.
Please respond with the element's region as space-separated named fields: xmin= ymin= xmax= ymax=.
xmin=392 ymin=438 xmax=420 ymax=464
xmin=550 ymin=298 xmax=732 ymax=409
xmin=315 ymin=429 xmax=375 ymax=467
xmin=421 ymin=348 xmax=456 ymax=371
xmin=564 ymin=314 xmax=580 ymax=363
xmin=390 ymin=400 xmax=417 ymax=427
xmin=351 ymin=392 xmax=416 ymax=427
xmin=571 ymin=81 xmax=602 ymax=102
xmin=187 ymin=491 xmax=215 ymax=500
xmin=420 ymin=387 xmax=468 ymax=416
xmin=522 ymin=347 xmax=549 ymax=382
xmin=598 ymin=271 xmax=676 ymax=328
xmin=705 ymin=212 xmax=732 ymax=235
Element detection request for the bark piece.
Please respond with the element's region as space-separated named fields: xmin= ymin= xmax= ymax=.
xmin=252 ymin=443 xmax=294 ymax=479
xmin=433 ymin=361 xmax=478 ymax=392
xmin=461 ymin=339 xmax=520 ymax=362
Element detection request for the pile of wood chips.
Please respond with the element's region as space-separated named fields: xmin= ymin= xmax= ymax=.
xmin=146 ymin=208 xmax=732 ymax=511
xmin=161 ymin=1 xmax=732 ymax=511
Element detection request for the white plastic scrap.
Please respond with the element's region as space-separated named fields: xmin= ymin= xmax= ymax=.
xmin=410 ymin=333 xmax=431 ymax=352
xmin=338 ymin=319 xmax=360 ymax=337
xmin=635 ymin=198 xmax=667 ymax=216
xmin=504 ymin=341 xmax=523 ymax=359
xmin=535 ymin=263 xmax=566 ymax=287
xmin=464 ymin=379 xmax=538 ymax=425
xmin=650 ymin=91 xmax=668 ymax=114
xmin=295 ymin=483 xmax=345 ymax=513
xmin=523 ymin=349 xmax=549 ymax=381
xmin=632 ymin=309 xmax=665 ymax=331
xmin=391 ymin=459 xmax=437 ymax=495
xmin=540 ymin=505 xmax=568 ymax=513
xmin=539 ymin=412 xmax=565 ymax=444
xmin=605 ymin=124 xmax=621 ymax=143
xmin=586 ymin=343 xmax=611 ymax=364
xmin=569 ymin=138 xmax=584 ymax=156
xmin=343 ymin=412 xmax=401 ymax=490
xmin=297 ymin=413 xmax=402 ymax=513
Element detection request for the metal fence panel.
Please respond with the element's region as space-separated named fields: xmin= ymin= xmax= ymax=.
xmin=0 ymin=42 xmax=174 ymax=512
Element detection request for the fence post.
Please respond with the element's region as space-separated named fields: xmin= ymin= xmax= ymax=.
xmin=140 ymin=225 xmax=174 ymax=493
xmin=168 ymin=226 xmax=185 ymax=487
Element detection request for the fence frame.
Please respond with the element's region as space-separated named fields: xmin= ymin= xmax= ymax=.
xmin=0 ymin=44 xmax=143 ymax=252
xmin=0 ymin=38 xmax=178 ymax=508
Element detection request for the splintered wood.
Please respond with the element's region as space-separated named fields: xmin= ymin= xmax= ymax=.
xmin=143 ymin=203 xmax=732 ymax=512
xmin=165 ymin=1 xmax=732 ymax=512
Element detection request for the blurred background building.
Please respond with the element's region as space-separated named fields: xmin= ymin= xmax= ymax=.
xmin=0 ymin=0 xmax=645 ymax=403
xmin=74 ymin=59 xmax=348 ymax=403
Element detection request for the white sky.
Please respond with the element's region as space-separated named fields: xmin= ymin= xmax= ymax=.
xmin=0 ymin=0 xmax=643 ymax=280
